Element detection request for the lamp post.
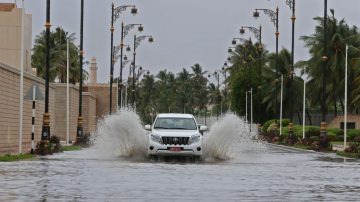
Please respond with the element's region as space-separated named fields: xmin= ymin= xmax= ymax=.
xmin=240 ymin=25 xmax=263 ymax=124
xmin=41 ymin=0 xmax=51 ymax=140
xmin=119 ymin=23 xmax=143 ymax=107
xmin=109 ymin=3 xmax=137 ymax=115
xmin=222 ymin=62 xmax=229 ymax=113
xmin=253 ymin=6 xmax=279 ymax=127
xmin=284 ymin=0 xmax=296 ymax=136
xmin=132 ymin=35 xmax=154 ymax=107
xmin=320 ymin=0 xmax=328 ymax=138
xmin=76 ymin=0 xmax=85 ymax=141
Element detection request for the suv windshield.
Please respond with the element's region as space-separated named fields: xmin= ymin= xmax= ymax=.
xmin=154 ymin=117 xmax=197 ymax=130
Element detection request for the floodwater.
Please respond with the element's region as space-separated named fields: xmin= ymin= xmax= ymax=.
xmin=1 ymin=112 xmax=360 ymax=201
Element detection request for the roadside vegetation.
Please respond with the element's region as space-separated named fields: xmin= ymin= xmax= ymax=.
xmin=0 ymin=153 xmax=35 ymax=162
xmin=260 ymin=119 xmax=360 ymax=158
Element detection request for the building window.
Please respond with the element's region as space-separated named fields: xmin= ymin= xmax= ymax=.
xmin=340 ymin=122 xmax=356 ymax=129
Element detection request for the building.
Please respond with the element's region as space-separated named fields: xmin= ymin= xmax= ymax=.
xmin=0 ymin=3 xmax=32 ymax=74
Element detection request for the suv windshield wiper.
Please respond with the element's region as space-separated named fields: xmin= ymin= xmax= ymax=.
xmin=153 ymin=127 xmax=169 ymax=129
xmin=171 ymin=127 xmax=195 ymax=130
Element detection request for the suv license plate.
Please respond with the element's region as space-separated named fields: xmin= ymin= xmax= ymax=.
xmin=169 ymin=147 xmax=182 ymax=152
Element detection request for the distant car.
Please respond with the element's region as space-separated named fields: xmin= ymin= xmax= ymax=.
xmin=145 ymin=113 xmax=207 ymax=158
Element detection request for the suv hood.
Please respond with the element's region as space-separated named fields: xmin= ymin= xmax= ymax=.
xmin=152 ymin=129 xmax=199 ymax=137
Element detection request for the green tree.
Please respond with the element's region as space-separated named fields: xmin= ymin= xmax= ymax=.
xmin=32 ymin=27 xmax=88 ymax=83
xmin=299 ymin=10 xmax=360 ymax=115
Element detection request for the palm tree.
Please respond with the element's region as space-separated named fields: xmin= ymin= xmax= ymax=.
xmin=300 ymin=10 xmax=360 ymax=115
xmin=190 ymin=64 xmax=208 ymax=115
xmin=32 ymin=27 xmax=88 ymax=83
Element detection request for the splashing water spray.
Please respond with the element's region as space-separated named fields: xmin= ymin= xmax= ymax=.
xmin=93 ymin=109 xmax=263 ymax=161
xmin=93 ymin=108 xmax=148 ymax=159
xmin=202 ymin=113 xmax=262 ymax=161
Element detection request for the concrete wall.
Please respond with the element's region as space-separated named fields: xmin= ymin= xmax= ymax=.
xmin=53 ymin=84 xmax=79 ymax=143
xmin=83 ymin=92 xmax=96 ymax=134
xmin=83 ymin=84 xmax=117 ymax=121
xmin=0 ymin=4 xmax=32 ymax=74
xmin=0 ymin=62 xmax=55 ymax=154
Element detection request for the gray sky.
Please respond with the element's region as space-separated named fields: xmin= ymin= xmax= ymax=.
xmin=7 ymin=0 xmax=360 ymax=83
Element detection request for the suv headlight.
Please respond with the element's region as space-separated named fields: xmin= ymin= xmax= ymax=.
xmin=188 ymin=135 xmax=201 ymax=145
xmin=151 ymin=134 xmax=162 ymax=144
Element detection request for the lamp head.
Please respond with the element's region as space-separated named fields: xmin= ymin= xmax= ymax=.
xmin=131 ymin=7 xmax=138 ymax=15
xmin=124 ymin=55 xmax=128 ymax=61
xmin=126 ymin=46 xmax=131 ymax=52
xmin=148 ymin=36 xmax=154 ymax=43
xmin=228 ymin=48 xmax=233 ymax=53
xmin=138 ymin=25 xmax=144 ymax=32
xmin=253 ymin=9 xmax=260 ymax=18
xmin=231 ymin=39 xmax=236 ymax=45
xmin=240 ymin=27 xmax=245 ymax=34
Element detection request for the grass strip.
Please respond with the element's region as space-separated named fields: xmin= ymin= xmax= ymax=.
xmin=0 ymin=153 xmax=35 ymax=162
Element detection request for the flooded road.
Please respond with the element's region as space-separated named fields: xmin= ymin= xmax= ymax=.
xmin=1 ymin=145 xmax=360 ymax=201
xmin=1 ymin=112 xmax=360 ymax=201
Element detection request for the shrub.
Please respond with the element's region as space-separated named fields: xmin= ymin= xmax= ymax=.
xmin=262 ymin=119 xmax=276 ymax=133
xmin=281 ymin=119 xmax=290 ymax=127
xmin=327 ymin=128 xmax=343 ymax=136
xmin=74 ymin=132 xmax=91 ymax=147
xmin=49 ymin=136 xmax=61 ymax=152
xmin=305 ymin=126 xmax=320 ymax=138
xmin=327 ymin=133 xmax=337 ymax=142
xmin=262 ymin=119 xmax=290 ymax=133
xmin=35 ymin=135 xmax=62 ymax=155
xmin=347 ymin=129 xmax=360 ymax=141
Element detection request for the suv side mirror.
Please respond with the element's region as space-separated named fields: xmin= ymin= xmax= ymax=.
xmin=145 ymin=125 xmax=151 ymax=130
xmin=199 ymin=125 xmax=208 ymax=132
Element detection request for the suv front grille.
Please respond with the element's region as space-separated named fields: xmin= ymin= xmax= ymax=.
xmin=162 ymin=136 xmax=189 ymax=145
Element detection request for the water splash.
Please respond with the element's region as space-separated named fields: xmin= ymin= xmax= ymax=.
xmin=92 ymin=108 xmax=148 ymax=159
xmin=203 ymin=113 xmax=263 ymax=161
xmin=92 ymin=109 xmax=263 ymax=162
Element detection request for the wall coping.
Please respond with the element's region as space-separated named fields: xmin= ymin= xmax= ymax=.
xmin=83 ymin=92 xmax=96 ymax=99
xmin=53 ymin=83 xmax=79 ymax=90
xmin=0 ymin=62 xmax=55 ymax=88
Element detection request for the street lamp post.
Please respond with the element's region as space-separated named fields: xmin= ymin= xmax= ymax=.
xmin=240 ymin=25 xmax=262 ymax=124
xmin=76 ymin=0 xmax=84 ymax=141
xmin=41 ymin=0 xmax=51 ymax=140
xmin=119 ymin=23 xmax=143 ymax=107
xmin=109 ymin=3 xmax=137 ymax=115
xmin=253 ymin=6 xmax=279 ymax=128
xmin=321 ymin=0 xmax=328 ymax=138
xmin=132 ymin=35 xmax=154 ymax=107
xmin=285 ymin=0 xmax=296 ymax=136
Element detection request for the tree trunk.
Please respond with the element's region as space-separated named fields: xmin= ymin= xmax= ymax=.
xmin=297 ymin=111 xmax=302 ymax=124
xmin=334 ymin=95 xmax=338 ymax=116
xmin=306 ymin=109 xmax=312 ymax=125
xmin=339 ymin=98 xmax=345 ymax=115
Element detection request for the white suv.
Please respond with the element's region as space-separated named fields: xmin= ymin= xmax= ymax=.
xmin=145 ymin=113 xmax=207 ymax=157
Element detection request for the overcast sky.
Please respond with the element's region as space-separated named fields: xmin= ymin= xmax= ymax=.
xmin=6 ymin=0 xmax=360 ymax=83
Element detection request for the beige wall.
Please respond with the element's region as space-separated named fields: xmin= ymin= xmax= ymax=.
xmin=84 ymin=84 xmax=117 ymax=121
xmin=329 ymin=115 xmax=360 ymax=129
xmin=83 ymin=92 xmax=97 ymax=134
xmin=0 ymin=4 xmax=32 ymax=74
xmin=53 ymin=84 xmax=79 ymax=143
xmin=0 ymin=62 xmax=55 ymax=154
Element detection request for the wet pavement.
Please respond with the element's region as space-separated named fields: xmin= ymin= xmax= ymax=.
xmin=1 ymin=144 xmax=359 ymax=201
